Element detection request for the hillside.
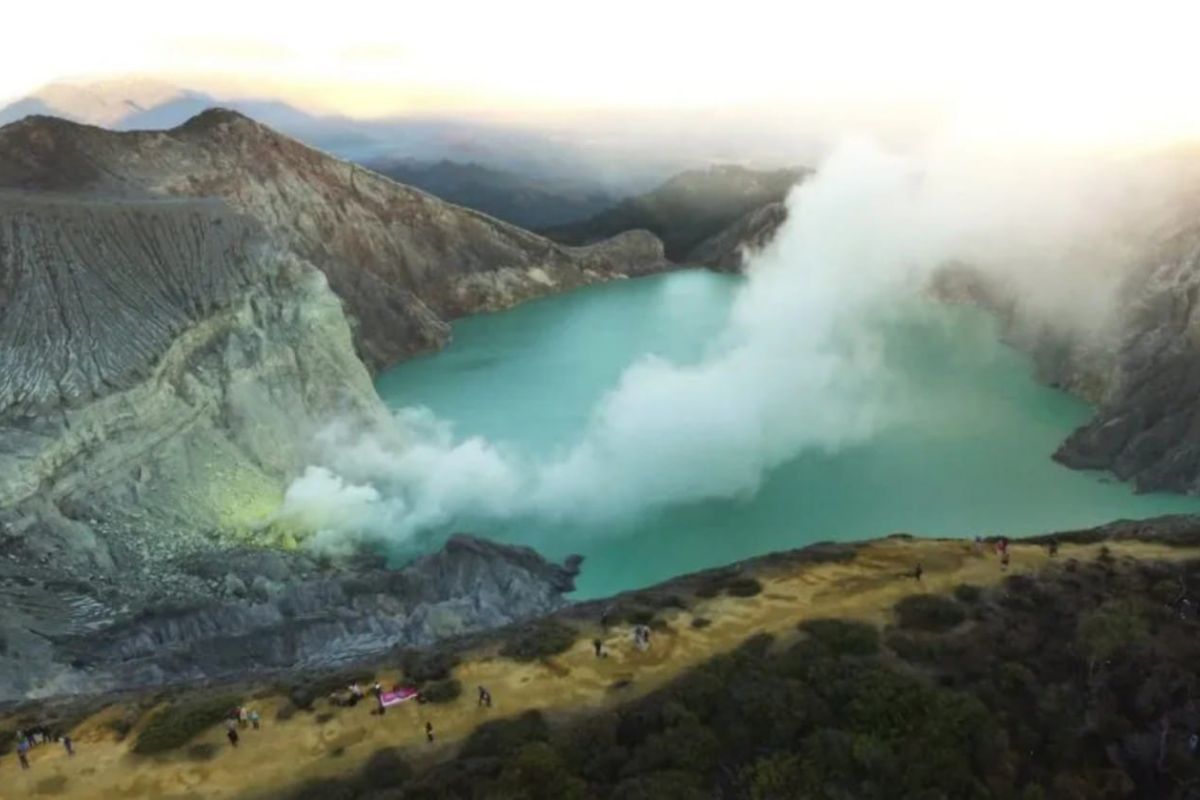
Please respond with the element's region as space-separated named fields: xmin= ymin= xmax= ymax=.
xmin=366 ymin=158 xmax=618 ymax=229
xmin=0 ymin=109 xmax=668 ymax=702
xmin=0 ymin=109 xmax=667 ymax=370
xmin=544 ymin=164 xmax=806 ymax=262
xmin=4 ymin=518 xmax=1200 ymax=799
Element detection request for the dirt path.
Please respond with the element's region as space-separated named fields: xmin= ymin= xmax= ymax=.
xmin=5 ymin=538 xmax=1191 ymax=800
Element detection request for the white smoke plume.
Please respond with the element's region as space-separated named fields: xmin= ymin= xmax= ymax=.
xmin=278 ymin=136 xmax=1170 ymax=550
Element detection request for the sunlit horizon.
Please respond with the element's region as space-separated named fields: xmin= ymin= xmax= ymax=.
xmin=6 ymin=0 xmax=1200 ymax=155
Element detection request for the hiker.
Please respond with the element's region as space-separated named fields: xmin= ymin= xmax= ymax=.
xmin=371 ymin=681 xmax=383 ymax=698
xmin=226 ymin=721 xmax=240 ymax=748
xmin=973 ymin=535 xmax=984 ymax=555
xmin=350 ymin=682 xmax=364 ymax=699
xmin=996 ymin=536 xmax=1009 ymax=557
xmin=913 ymin=563 xmax=923 ymax=582
xmin=1001 ymin=550 xmax=1011 ymax=571
xmin=16 ymin=737 xmax=30 ymax=769
xmin=425 ymin=722 xmax=435 ymax=743
xmin=1048 ymin=538 xmax=1059 ymax=557
xmin=593 ymin=638 xmax=603 ymax=658
xmin=61 ymin=735 xmax=74 ymax=756
xmin=238 ymin=706 xmax=249 ymax=728
xmin=477 ymin=686 xmax=492 ymax=708
xmin=249 ymin=710 xmax=261 ymax=730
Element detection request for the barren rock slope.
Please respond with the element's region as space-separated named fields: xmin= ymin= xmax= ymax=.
xmin=0 ymin=110 xmax=668 ymax=369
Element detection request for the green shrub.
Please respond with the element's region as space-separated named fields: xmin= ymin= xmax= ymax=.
xmin=286 ymin=779 xmax=361 ymax=800
xmin=360 ymin=746 xmax=412 ymax=789
xmin=954 ymin=583 xmax=983 ymax=604
xmin=500 ymin=620 xmax=577 ymax=662
xmin=625 ymin=607 xmax=657 ymax=625
xmin=490 ymin=742 xmax=587 ymax=800
xmin=799 ymin=618 xmax=880 ymax=656
xmin=725 ymin=577 xmax=763 ymax=597
xmin=460 ymin=711 xmax=549 ymax=759
xmin=286 ymin=668 xmax=375 ymax=710
xmin=421 ymin=678 xmax=462 ymax=704
xmin=894 ymin=593 xmax=967 ymax=632
xmin=398 ymin=648 xmax=459 ymax=683
xmin=690 ymin=617 xmax=712 ymax=629
xmin=132 ymin=694 xmax=241 ymax=755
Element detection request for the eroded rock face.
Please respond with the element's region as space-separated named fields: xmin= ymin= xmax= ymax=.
xmin=1053 ymin=233 xmax=1200 ymax=492
xmin=0 ymin=110 xmax=669 ymax=370
xmin=686 ymin=201 xmax=788 ymax=272
xmin=1 ymin=535 xmax=579 ymax=699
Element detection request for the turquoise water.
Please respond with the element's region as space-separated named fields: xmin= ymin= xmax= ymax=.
xmin=376 ymin=271 xmax=1199 ymax=598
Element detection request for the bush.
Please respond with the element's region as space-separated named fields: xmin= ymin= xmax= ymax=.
xmin=954 ymin=583 xmax=983 ymax=604
xmin=894 ymin=593 xmax=967 ymax=632
xmin=421 ymin=678 xmax=462 ymax=704
xmin=690 ymin=617 xmax=712 ymax=629
xmin=132 ymin=694 xmax=241 ymax=755
xmin=287 ymin=668 xmax=375 ymax=710
xmin=360 ymin=746 xmax=412 ymax=789
xmin=286 ymin=779 xmax=361 ymax=800
xmin=500 ymin=620 xmax=577 ymax=662
xmin=35 ymin=775 xmax=68 ymax=795
xmin=625 ymin=607 xmax=657 ymax=625
xmin=398 ymin=649 xmax=459 ymax=683
xmin=725 ymin=577 xmax=763 ymax=598
xmin=461 ymin=711 xmax=549 ymax=759
xmin=799 ymin=618 xmax=880 ymax=656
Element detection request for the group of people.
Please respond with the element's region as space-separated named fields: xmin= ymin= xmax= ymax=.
xmin=224 ymin=705 xmax=262 ymax=748
xmin=8 ymin=727 xmax=73 ymax=770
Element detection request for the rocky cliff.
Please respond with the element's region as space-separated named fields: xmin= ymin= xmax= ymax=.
xmin=0 ymin=110 xmax=668 ymax=370
xmin=0 ymin=110 xmax=666 ymax=703
xmin=1 ymin=534 xmax=578 ymax=699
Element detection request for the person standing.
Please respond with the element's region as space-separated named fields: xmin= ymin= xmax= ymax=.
xmin=248 ymin=710 xmax=261 ymax=730
xmin=425 ymin=722 xmax=435 ymax=743
xmin=62 ymin=735 xmax=74 ymax=756
xmin=16 ymin=737 xmax=30 ymax=769
xmin=477 ymin=686 xmax=492 ymax=708
xmin=226 ymin=720 xmax=240 ymax=748
xmin=593 ymin=638 xmax=604 ymax=658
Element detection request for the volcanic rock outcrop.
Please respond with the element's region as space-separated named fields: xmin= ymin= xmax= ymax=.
xmin=0 ymin=110 xmax=666 ymax=702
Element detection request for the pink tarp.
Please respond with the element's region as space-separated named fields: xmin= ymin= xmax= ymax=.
xmin=379 ymin=687 xmax=419 ymax=708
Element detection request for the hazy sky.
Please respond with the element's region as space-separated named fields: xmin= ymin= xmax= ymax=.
xmin=6 ymin=0 xmax=1200 ymax=151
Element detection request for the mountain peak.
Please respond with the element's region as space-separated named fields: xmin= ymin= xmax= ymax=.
xmin=177 ymin=107 xmax=259 ymax=132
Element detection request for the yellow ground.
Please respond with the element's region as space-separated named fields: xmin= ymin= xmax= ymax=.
xmin=3 ymin=538 xmax=1192 ymax=800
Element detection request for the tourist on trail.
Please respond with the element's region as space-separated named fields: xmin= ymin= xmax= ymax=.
xmin=238 ymin=706 xmax=249 ymax=728
xmin=477 ymin=686 xmax=492 ymax=708
xmin=1048 ymin=538 xmax=1059 ymax=557
xmin=371 ymin=681 xmax=383 ymax=698
xmin=593 ymin=638 xmax=603 ymax=658
xmin=226 ymin=720 xmax=240 ymax=748
xmin=1001 ymin=550 xmax=1011 ymax=571
xmin=249 ymin=710 xmax=261 ymax=730
xmin=425 ymin=722 xmax=435 ymax=743
xmin=16 ymin=737 xmax=30 ymax=769
xmin=913 ymin=563 xmax=923 ymax=582
xmin=61 ymin=734 xmax=74 ymax=756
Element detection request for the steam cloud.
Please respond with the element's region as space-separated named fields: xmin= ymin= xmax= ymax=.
xmin=279 ymin=137 xmax=1167 ymax=552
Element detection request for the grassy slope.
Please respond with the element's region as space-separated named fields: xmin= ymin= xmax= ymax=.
xmin=3 ymin=536 xmax=1195 ymax=799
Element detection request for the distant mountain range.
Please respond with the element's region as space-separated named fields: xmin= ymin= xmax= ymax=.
xmin=0 ymin=79 xmax=684 ymax=193
xmin=367 ymin=158 xmax=619 ymax=229
xmin=544 ymin=164 xmax=808 ymax=262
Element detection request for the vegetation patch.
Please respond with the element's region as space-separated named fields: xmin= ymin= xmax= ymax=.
xmin=132 ymin=694 xmax=241 ymax=755
xmin=893 ymin=593 xmax=967 ymax=632
xmin=421 ymin=678 xmax=462 ymax=704
xmin=285 ymin=668 xmax=375 ymax=710
xmin=360 ymin=746 xmax=413 ymax=789
xmin=186 ymin=742 xmax=220 ymax=761
xmin=500 ymin=619 xmax=578 ymax=662
xmin=798 ymin=618 xmax=880 ymax=656
xmin=690 ymin=617 xmax=712 ymax=629
xmin=397 ymin=648 xmax=459 ymax=683
xmin=953 ymin=583 xmax=983 ymax=604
